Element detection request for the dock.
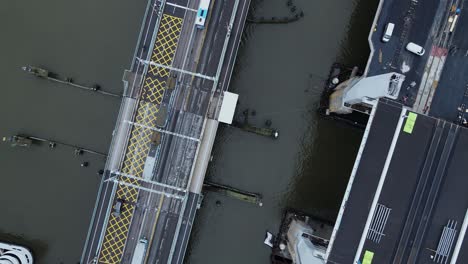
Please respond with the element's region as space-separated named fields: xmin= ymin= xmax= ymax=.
xmin=80 ymin=0 xmax=252 ymax=263
xmin=22 ymin=65 xmax=120 ymax=97
xmin=203 ymin=180 xmax=262 ymax=206
xmin=3 ymin=134 xmax=107 ymax=157
xmin=232 ymin=109 xmax=279 ymax=138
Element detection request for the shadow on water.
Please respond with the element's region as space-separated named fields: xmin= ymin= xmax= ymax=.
xmin=337 ymin=0 xmax=380 ymax=67
xmin=283 ymin=0 xmax=379 ymax=222
xmin=284 ymin=117 xmax=363 ymax=222
xmin=227 ymin=0 xmax=263 ymax=83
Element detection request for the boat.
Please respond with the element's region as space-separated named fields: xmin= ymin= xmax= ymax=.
xmin=0 ymin=242 xmax=33 ymax=264
xmin=21 ymin=66 xmax=49 ymax=78
xmin=2 ymin=136 xmax=33 ymax=148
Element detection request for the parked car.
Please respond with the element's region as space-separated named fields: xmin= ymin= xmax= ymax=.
xmin=406 ymin=42 xmax=425 ymax=56
xmin=112 ymin=199 xmax=124 ymax=218
xmin=382 ymin=22 xmax=395 ymax=42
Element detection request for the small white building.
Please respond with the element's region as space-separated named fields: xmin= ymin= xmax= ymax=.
xmin=329 ymin=72 xmax=405 ymax=114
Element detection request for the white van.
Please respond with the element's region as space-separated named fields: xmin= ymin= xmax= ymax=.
xmin=406 ymin=42 xmax=425 ymax=56
xmin=382 ymin=23 xmax=395 ymax=42
xmin=131 ymin=238 xmax=148 ymax=264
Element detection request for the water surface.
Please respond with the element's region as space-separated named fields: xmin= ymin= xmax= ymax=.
xmin=0 ymin=0 xmax=377 ymax=262
xmin=184 ymin=0 xmax=377 ymax=263
xmin=0 ymin=1 xmax=146 ymax=262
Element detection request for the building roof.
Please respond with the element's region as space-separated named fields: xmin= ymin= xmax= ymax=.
xmin=326 ymin=99 xmax=468 ymax=264
xmin=218 ymin=91 xmax=239 ymax=124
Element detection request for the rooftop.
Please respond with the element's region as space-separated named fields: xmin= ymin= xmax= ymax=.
xmin=326 ymin=99 xmax=468 ymax=264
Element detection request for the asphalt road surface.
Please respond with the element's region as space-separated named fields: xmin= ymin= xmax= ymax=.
xmin=80 ymin=0 xmax=250 ymax=263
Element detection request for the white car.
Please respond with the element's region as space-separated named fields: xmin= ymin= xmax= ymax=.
xmin=382 ymin=23 xmax=395 ymax=42
xmin=406 ymin=42 xmax=425 ymax=56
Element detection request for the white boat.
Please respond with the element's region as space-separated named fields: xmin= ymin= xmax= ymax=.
xmin=264 ymin=232 xmax=274 ymax=248
xmin=0 ymin=242 xmax=33 ymax=264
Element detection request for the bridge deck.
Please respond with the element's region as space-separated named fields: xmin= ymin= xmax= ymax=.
xmin=81 ymin=0 xmax=251 ymax=263
xmin=327 ymin=99 xmax=468 ymax=264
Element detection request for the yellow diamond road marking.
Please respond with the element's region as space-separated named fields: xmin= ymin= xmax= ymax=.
xmin=98 ymin=14 xmax=183 ymax=264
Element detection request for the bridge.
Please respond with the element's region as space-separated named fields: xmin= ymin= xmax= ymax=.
xmin=80 ymin=0 xmax=251 ymax=263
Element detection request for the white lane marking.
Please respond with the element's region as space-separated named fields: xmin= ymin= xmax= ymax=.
xmin=325 ymin=101 xmax=379 ymax=261
xmin=450 ymin=209 xmax=468 ymax=264
xmin=137 ymin=58 xmax=216 ymax=81
xmin=110 ymin=170 xmax=188 ymax=193
xmin=110 ymin=178 xmax=185 ymax=199
xmin=166 ymin=2 xmax=197 ymax=12
xmin=124 ymin=119 xmax=201 ymax=142
xmin=353 ymin=107 xmax=408 ymax=264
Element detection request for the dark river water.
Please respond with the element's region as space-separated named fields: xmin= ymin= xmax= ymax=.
xmin=0 ymin=0 xmax=376 ymax=263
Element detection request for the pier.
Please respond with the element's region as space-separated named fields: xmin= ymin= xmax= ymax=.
xmin=203 ymin=180 xmax=262 ymax=206
xmin=22 ymin=65 xmax=120 ymax=98
xmin=80 ymin=0 xmax=252 ymax=263
xmin=232 ymin=109 xmax=279 ymax=138
xmin=3 ymin=134 xmax=107 ymax=157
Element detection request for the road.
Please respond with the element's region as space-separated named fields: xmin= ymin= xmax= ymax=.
xmin=429 ymin=0 xmax=468 ymax=122
xmin=365 ymin=0 xmax=465 ymax=113
xmin=80 ymin=0 xmax=250 ymax=263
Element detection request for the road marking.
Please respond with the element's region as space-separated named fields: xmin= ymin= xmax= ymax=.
xmin=325 ymin=101 xmax=379 ymax=261
xmin=413 ymin=46 xmax=447 ymax=114
xmin=128 ymin=0 xmax=162 ymax=92
xmin=99 ymin=202 xmax=136 ymax=264
xmin=139 ymin=58 xmax=216 ymax=81
xmin=353 ymin=107 xmax=407 ymax=264
xmin=98 ymin=13 xmax=185 ymax=263
xmin=125 ymin=120 xmax=200 ymax=142
xmin=145 ymin=195 xmax=165 ymax=263
xmin=450 ymin=209 xmax=468 ymax=264
xmin=110 ymin=170 xmax=188 ymax=193
xmin=144 ymin=14 xmax=184 ymax=105
xmin=174 ymin=194 xmax=199 ymax=263
xmin=165 ymin=2 xmax=197 ymax=12
xmin=403 ymin=112 xmax=417 ymax=134
xmin=112 ymin=178 xmax=185 ymax=199
xmin=99 ymin=104 xmax=156 ymax=263
xmin=209 ymin=0 xmax=240 ymax=121
xmin=363 ymin=250 xmax=374 ymax=264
